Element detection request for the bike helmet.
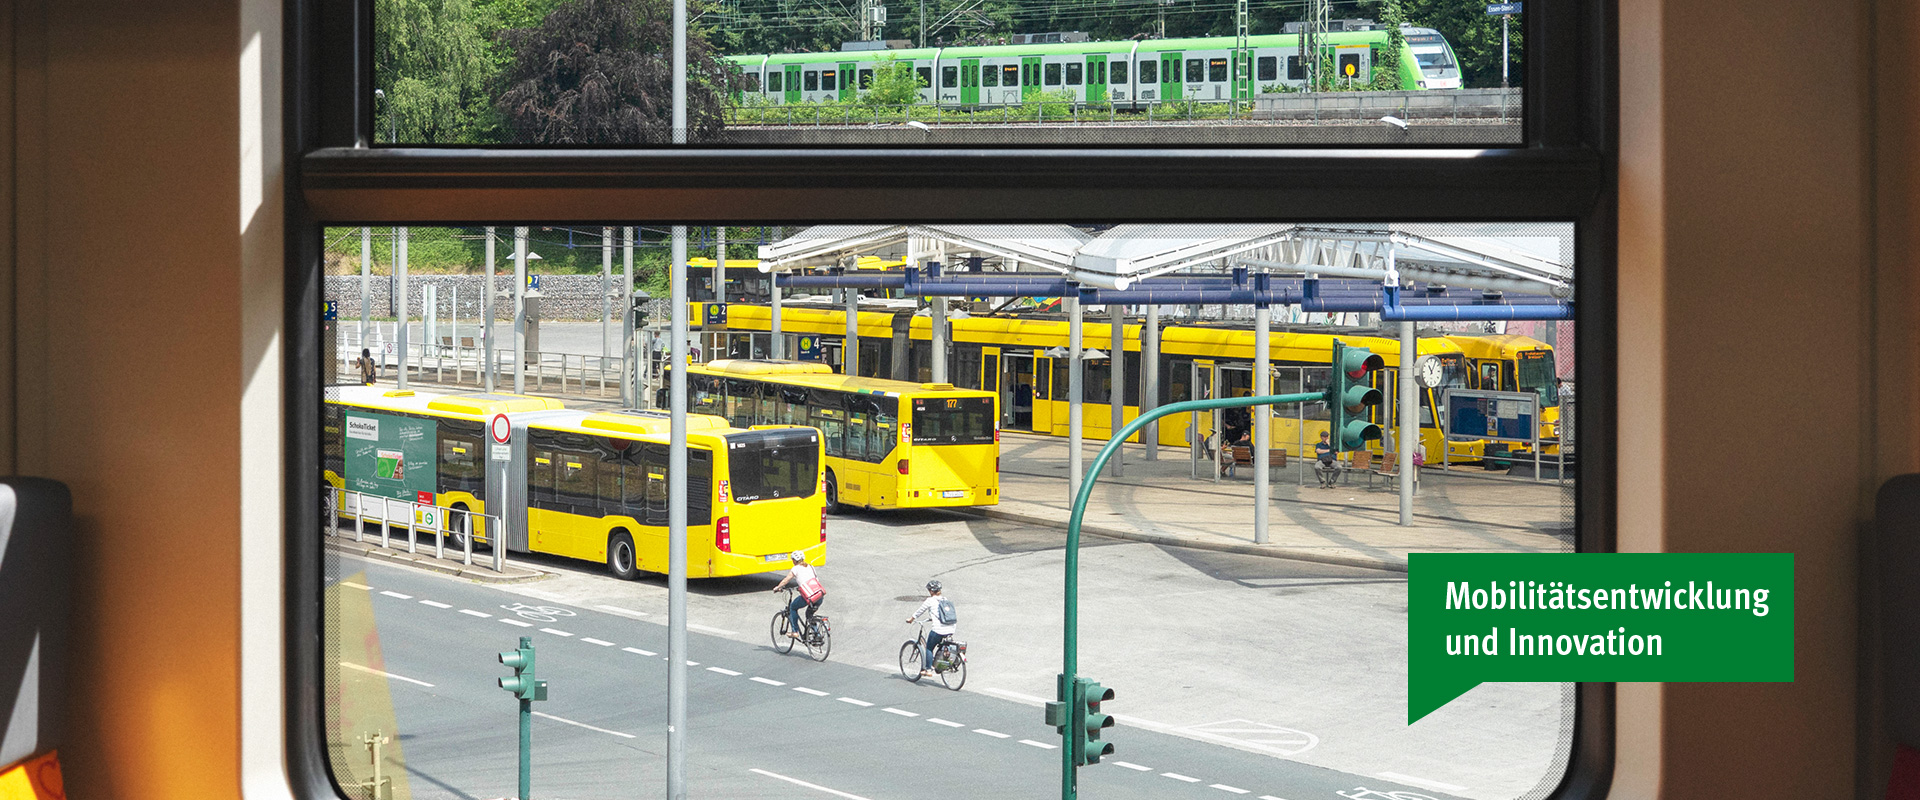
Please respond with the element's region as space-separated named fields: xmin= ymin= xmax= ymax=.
xmin=790 ymin=550 xmax=806 ymax=563
xmin=926 ymin=580 xmax=942 ymax=593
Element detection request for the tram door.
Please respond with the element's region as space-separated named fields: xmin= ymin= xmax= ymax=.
xmin=982 ymin=344 xmax=1001 ymax=404
xmin=1030 ymin=357 xmax=1053 ymax=432
xmin=1002 ymin=351 xmax=1036 ymax=430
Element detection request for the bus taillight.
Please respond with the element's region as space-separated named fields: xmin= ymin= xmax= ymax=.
xmin=715 ymin=517 xmax=731 ymax=552
xmin=819 ymin=508 xmax=827 ymax=542
xmin=897 ymin=459 xmax=909 ymax=475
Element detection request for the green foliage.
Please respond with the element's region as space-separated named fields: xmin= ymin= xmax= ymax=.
xmin=860 ymin=56 xmax=926 ymax=107
xmin=375 ymin=0 xmax=499 ymax=143
xmin=496 ymin=0 xmax=732 ymax=143
xmin=1364 ymin=0 xmax=1521 ymax=88
xmin=1368 ymin=0 xmax=1407 ymax=90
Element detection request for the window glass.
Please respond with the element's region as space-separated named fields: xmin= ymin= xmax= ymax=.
xmin=767 ymin=70 xmax=782 ymax=92
xmin=1138 ymin=59 xmax=1156 ymax=84
xmin=1208 ymin=58 xmax=1227 ymax=82
xmin=804 ymin=70 xmax=819 ymax=91
xmin=916 ymin=66 xmax=932 ymax=87
xmin=1287 ymin=54 xmax=1305 ymax=80
xmin=726 ymin=428 xmax=819 ymax=502
xmin=1002 ymin=64 xmax=1019 ymax=86
xmin=820 ymin=69 xmax=836 ymax=91
xmin=910 ymin=397 xmax=995 ymax=445
xmin=859 ymin=68 xmax=873 ymax=89
xmin=1066 ymin=62 xmax=1082 ymax=85
xmin=942 ymin=66 xmax=956 ymax=87
xmin=1044 ymin=63 xmax=1061 ymax=86
xmin=1111 ymin=60 xmax=1127 ymax=84
xmin=982 ymin=65 xmax=998 ymax=87
xmin=1258 ymin=55 xmax=1276 ymax=81
xmin=1186 ymin=58 xmax=1203 ymax=82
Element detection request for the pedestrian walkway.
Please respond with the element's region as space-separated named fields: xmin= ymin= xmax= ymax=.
xmin=982 ymin=432 xmax=1574 ymax=572
xmin=327 ymin=529 xmax=549 ymax=584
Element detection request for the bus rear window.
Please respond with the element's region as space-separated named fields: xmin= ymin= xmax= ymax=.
xmin=911 ymin=397 xmax=995 ymax=445
xmin=727 ymin=428 xmax=820 ymax=503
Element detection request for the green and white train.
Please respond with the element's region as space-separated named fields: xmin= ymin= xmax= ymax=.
xmin=724 ymin=27 xmax=1463 ymax=109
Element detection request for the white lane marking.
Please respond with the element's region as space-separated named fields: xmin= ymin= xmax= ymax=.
xmin=1376 ymin=772 xmax=1469 ymax=794
xmin=1112 ymin=761 xmax=1152 ymax=772
xmin=751 ymin=677 xmax=786 ymax=686
xmin=1259 ymin=795 xmax=1291 ymax=800
xmin=418 ymin=600 xmax=452 ymax=609
xmin=837 ymin=697 xmax=874 ymax=707
xmin=379 ymin=590 xmax=414 ymax=599
xmin=883 ymin=708 xmax=919 ymax=717
xmin=539 ymin=628 xmax=574 ymax=637
xmin=927 ymin=718 xmax=964 ymax=728
xmin=459 ymin=609 xmax=491 ymax=618
xmin=748 ymin=768 xmax=876 ymax=800
xmin=1018 ymin=739 xmax=1057 ymax=750
xmin=686 ymin=661 xmax=700 ymax=666
xmin=972 ymin=729 xmax=1010 ymax=739
xmin=1111 ymin=712 xmax=1177 ymax=731
xmin=581 ymin=638 xmax=616 ymax=647
xmin=981 ymin=687 xmax=1049 ymax=704
xmin=794 ymin=687 xmax=829 ymax=696
xmin=500 ymin=618 xmax=534 ymax=627
xmin=339 ymin=661 xmax=433 ymax=687
xmin=1181 ymin=719 xmax=1317 ymax=755
xmin=623 ymin=647 xmax=657 ymax=656
xmin=595 ymin=604 xmax=650 ymax=619
xmin=689 ymin=623 xmax=738 ymax=636
xmin=1160 ymin=772 xmax=1201 ymax=783
xmin=532 ymin=711 xmax=636 ymax=739
xmin=707 ymin=667 xmax=743 ymax=676
xmin=340 ymin=581 xmax=371 ymax=590
xmin=1210 ymin=785 xmax=1250 ymax=794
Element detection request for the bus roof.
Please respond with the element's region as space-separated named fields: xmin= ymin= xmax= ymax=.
xmin=578 ymin=409 xmax=732 ymax=436
xmin=326 ymin=386 xmax=565 ymax=418
xmin=687 ymin=360 xmax=990 ymax=397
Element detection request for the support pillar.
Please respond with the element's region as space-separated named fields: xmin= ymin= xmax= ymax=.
xmin=1399 ymin=317 xmax=1417 ymax=526
xmin=513 ymin=227 xmax=527 ymax=395
xmin=844 ymin=287 xmax=860 ymax=377
xmin=396 ymin=227 xmax=409 ymax=391
xmin=484 ymin=227 xmax=495 ymax=393
xmin=1109 ymin=305 xmax=1124 ymax=477
xmin=1068 ymin=294 xmax=1084 ymax=501
xmin=1254 ymin=301 xmax=1271 ymax=544
xmin=1143 ymin=304 xmax=1159 ymax=460
xmin=931 ymin=261 xmax=948 ymax=384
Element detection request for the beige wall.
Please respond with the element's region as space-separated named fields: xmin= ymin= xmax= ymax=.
xmin=2 ymin=0 xmax=1911 ymax=797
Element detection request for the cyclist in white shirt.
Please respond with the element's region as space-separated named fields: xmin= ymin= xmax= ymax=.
xmin=771 ymin=550 xmax=825 ymax=637
xmin=905 ymin=580 xmax=957 ymax=677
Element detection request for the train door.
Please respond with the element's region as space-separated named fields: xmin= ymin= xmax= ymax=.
xmin=1159 ymin=52 xmax=1183 ymax=102
xmin=838 ymin=62 xmax=857 ymax=102
xmin=783 ymin=64 xmax=802 ymax=104
xmin=1022 ymin=56 xmax=1043 ymax=101
xmin=1030 ymin=357 xmax=1053 ymax=432
xmin=960 ymin=58 xmax=980 ymax=106
xmin=1085 ymin=54 xmax=1108 ymax=104
xmin=1001 ymin=351 xmax=1033 ymax=429
xmin=1233 ymin=49 xmax=1253 ymax=100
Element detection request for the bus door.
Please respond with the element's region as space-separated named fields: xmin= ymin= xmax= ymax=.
xmin=784 ymin=64 xmax=802 ymax=104
xmin=1160 ymin=52 xmax=1183 ymax=102
xmin=1030 ymin=356 xmax=1053 ymax=432
xmin=960 ymin=58 xmax=980 ymax=106
xmin=1022 ymin=56 xmax=1043 ymax=101
xmin=1085 ymin=54 xmax=1108 ymax=104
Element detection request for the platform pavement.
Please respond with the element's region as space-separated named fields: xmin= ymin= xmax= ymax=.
xmin=325 ymin=528 xmax=550 ymax=583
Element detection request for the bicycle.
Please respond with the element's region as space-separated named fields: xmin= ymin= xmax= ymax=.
xmin=899 ymin=624 xmax=966 ymax=690
xmin=770 ymin=587 xmax=830 ymax=662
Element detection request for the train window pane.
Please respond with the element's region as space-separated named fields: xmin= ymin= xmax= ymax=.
xmin=1287 ymin=54 xmax=1305 ymax=80
xmin=1138 ymin=59 xmax=1156 ymax=84
xmin=1066 ymin=62 xmax=1082 ymax=85
xmin=916 ymin=66 xmax=932 ymax=87
xmin=982 ymin=66 xmax=999 ymax=87
xmin=1186 ymin=58 xmax=1203 ymax=82
xmin=1002 ymin=64 xmax=1019 ymax=86
xmin=767 ymin=70 xmax=782 ymax=92
xmin=803 ymin=70 xmax=818 ymax=91
xmin=820 ymin=69 xmax=836 ymax=91
xmin=1258 ymin=55 xmax=1277 ymax=81
xmin=1044 ymin=63 xmax=1061 ymax=85
xmin=858 ymin=68 xmax=873 ymax=89
xmin=1111 ymin=60 xmax=1127 ymax=84
xmin=941 ymin=66 xmax=956 ymax=88
xmin=1208 ymin=58 xmax=1227 ymax=82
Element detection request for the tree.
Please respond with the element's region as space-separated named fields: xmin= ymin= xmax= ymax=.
xmin=496 ymin=0 xmax=733 ymax=143
xmin=860 ymin=56 xmax=926 ymax=107
xmin=375 ymin=0 xmax=498 ymax=143
xmin=1375 ymin=0 xmax=1523 ymax=89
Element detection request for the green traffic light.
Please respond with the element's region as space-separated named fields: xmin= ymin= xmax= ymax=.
xmin=499 ymin=637 xmax=542 ymax=700
xmin=1327 ymin=341 xmax=1385 ymax=453
xmin=1074 ymin=677 xmax=1116 ymax=766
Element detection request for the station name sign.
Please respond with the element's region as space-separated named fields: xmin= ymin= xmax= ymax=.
xmin=1486 ymin=2 xmax=1522 ymax=14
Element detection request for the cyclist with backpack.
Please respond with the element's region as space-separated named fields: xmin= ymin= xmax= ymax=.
xmin=771 ymin=550 xmax=825 ymax=638
xmin=905 ymin=580 xmax=957 ymax=678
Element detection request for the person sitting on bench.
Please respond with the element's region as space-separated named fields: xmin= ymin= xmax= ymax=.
xmin=1314 ymin=431 xmax=1340 ymax=488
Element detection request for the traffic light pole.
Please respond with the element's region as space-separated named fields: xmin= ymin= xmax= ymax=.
xmin=518 ymin=694 xmax=531 ymax=800
xmin=1061 ymin=390 xmax=1322 ymax=800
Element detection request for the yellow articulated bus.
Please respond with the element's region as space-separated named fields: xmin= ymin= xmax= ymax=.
xmin=664 ymin=358 xmax=999 ymax=513
xmin=324 ymin=385 xmax=827 ymax=578
xmin=715 ymin=304 xmax=1513 ymax=461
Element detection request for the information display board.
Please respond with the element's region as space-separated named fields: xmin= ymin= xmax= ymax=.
xmin=1442 ymin=389 xmax=1539 ymax=444
xmin=344 ymin=410 xmax=439 ymax=501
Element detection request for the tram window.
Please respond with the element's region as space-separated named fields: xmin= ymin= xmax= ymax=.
xmin=767 ymin=71 xmax=782 ymax=92
xmin=982 ymin=66 xmax=998 ymax=87
xmin=1286 ymin=55 xmax=1304 ymax=80
xmin=804 ymin=70 xmax=819 ymax=91
xmin=1111 ymin=60 xmax=1127 ymax=84
xmin=1123 ymin=352 xmax=1142 ymax=406
xmin=1302 ymin=367 xmax=1331 ymax=421
xmin=1045 ymin=63 xmax=1062 ymax=85
xmin=821 ymin=69 xmax=837 ymax=91
xmin=1066 ymin=62 xmax=1082 ymax=85
xmin=859 ymin=68 xmax=873 ymax=88
xmin=1051 ymin=357 xmax=1070 ymax=400
xmin=1085 ymin=361 xmax=1111 ymax=404
xmin=1257 ymin=56 xmax=1276 ymax=81
xmin=1165 ymin=357 xmax=1192 ymax=403
xmin=955 ymin=347 xmax=983 ymax=390
xmin=1208 ymin=58 xmax=1227 ymax=82
xmin=917 ymin=67 xmax=932 ymax=87
xmin=1002 ymin=65 xmax=1019 ymax=85
xmin=1138 ymin=59 xmax=1156 ymax=84
xmin=942 ymin=66 xmax=957 ymax=87
xmin=1186 ymin=58 xmax=1203 ymax=82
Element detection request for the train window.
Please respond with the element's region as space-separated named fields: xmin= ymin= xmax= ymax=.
xmin=1186 ymin=58 xmax=1203 ymax=82
xmin=916 ymin=67 xmax=932 ymax=87
xmin=1111 ymin=60 xmax=1127 ymax=84
xmin=982 ymin=66 xmax=998 ymax=87
xmin=858 ymin=68 xmax=873 ymax=89
xmin=1286 ymin=54 xmax=1304 ymax=80
xmin=803 ymin=70 xmax=818 ymax=91
xmin=1002 ymin=64 xmax=1019 ymax=86
xmin=1066 ymin=62 xmax=1082 ymax=85
xmin=742 ymin=73 xmax=761 ymax=93
xmin=1044 ymin=63 xmax=1061 ymax=85
xmin=1138 ymin=58 xmax=1156 ymax=84
xmin=1209 ymin=58 xmax=1228 ymax=82
xmin=767 ymin=71 xmax=782 ymax=92
xmin=941 ymin=66 xmax=956 ymax=88
xmin=820 ymin=69 xmax=836 ymax=91
xmin=1257 ymin=55 xmax=1276 ymax=81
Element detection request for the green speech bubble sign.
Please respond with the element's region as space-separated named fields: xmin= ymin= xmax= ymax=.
xmin=1408 ymin=553 xmax=1793 ymax=724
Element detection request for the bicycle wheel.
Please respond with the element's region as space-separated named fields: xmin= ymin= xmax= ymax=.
xmin=899 ymin=641 xmax=923 ymax=682
xmin=939 ymin=644 xmax=966 ymax=691
xmin=806 ymin=619 xmax=831 ymax=662
xmin=771 ymin=611 xmax=795 ymax=654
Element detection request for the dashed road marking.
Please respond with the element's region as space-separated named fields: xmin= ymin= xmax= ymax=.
xmin=594 ymin=604 xmax=650 ymax=619
xmin=340 ymin=661 xmax=433 ymax=687
xmin=883 ymin=708 xmax=919 ymax=717
xmin=1258 ymin=795 xmax=1291 ymax=800
xmin=686 ymin=661 xmax=700 ymax=666
xmin=459 ymin=609 xmax=491 ymax=618
xmin=751 ymin=677 xmax=786 ymax=686
xmin=581 ymin=638 xmax=615 ymax=647
xmin=418 ymin=600 xmax=452 ymax=609
xmin=972 ymin=729 xmax=1010 ymax=739
xmin=837 ymin=697 xmax=874 ymax=707
xmin=1209 ymin=784 xmax=1249 ymax=794
xmin=532 ymin=711 xmax=636 ymax=739
xmin=981 ymin=687 xmax=1049 ymax=705
xmin=379 ymin=591 xmax=413 ymax=600
xmin=707 ymin=667 xmax=742 ymax=676
xmin=749 ymin=768 xmax=876 ymax=800
xmin=1112 ymin=761 xmax=1152 ymax=772
xmin=689 ymin=623 xmax=738 ymax=636
xmin=1376 ymin=772 xmax=1469 ymax=794
xmin=927 ymin=718 xmax=964 ymax=728
xmin=794 ymin=687 xmax=829 ymax=696
xmin=1018 ymin=739 xmax=1057 ymax=749
xmin=340 ymin=581 xmax=371 ymax=590
xmin=1161 ymin=773 xmax=1201 ymax=783
xmin=623 ymin=647 xmax=657 ymax=656
xmin=500 ymin=618 xmax=534 ymax=628
xmin=539 ymin=628 xmax=574 ymax=637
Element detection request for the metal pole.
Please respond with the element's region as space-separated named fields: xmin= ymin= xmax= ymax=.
xmin=1068 ymin=295 xmax=1084 ymax=501
xmin=1399 ymin=320 xmax=1417 ymax=525
xmin=451 ymin=285 xmax=458 ymax=381
xmin=359 ymin=227 xmax=371 ymax=345
xmin=514 ymin=227 xmax=528 ymax=395
xmin=1254 ymin=303 xmax=1270 ymax=544
xmin=1143 ymin=305 xmax=1159 ymax=461
xmin=1501 ymin=15 xmax=1510 ymax=90
xmin=485 ymin=227 xmax=496 ymax=393
xmin=518 ymin=694 xmax=531 ymax=800
xmin=770 ymin=272 xmax=784 ymax=359
xmin=931 ymin=278 xmax=948 ymax=383
xmin=604 ymin=227 xmax=614 ymax=360
xmin=716 ymin=227 xmax=727 ymax=304
xmin=667 ymin=225 xmax=690 ymax=800
xmin=844 ymin=288 xmax=860 ymax=376
xmin=396 ymin=228 xmax=410 ymax=391
xmin=624 ymin=226 xmax=636 ymax=406
xmin=1109 ymin=306 xmax=1124 ymax=477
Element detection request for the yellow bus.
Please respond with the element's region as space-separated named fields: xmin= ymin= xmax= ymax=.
xmin=665 ymin=359 xmax=999 ymax=513
xmin=715 ymin=304 xmax=1494 ymax=461
xmin=324 ymin=385 xmax=827 ymax=578
xmin=1441 ymin=332 xmax=1565 ymax=450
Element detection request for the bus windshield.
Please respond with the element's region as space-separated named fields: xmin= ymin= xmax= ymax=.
xmin=910 ymin=397 xmax=996 ymax=445
xmin=726 ymin=428 xmax=820 ymax=503
xmin=1516 ymin=350 xmax=1560 ymax=407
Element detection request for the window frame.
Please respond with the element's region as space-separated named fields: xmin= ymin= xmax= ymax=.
xmin=285 ymin=2 xmax=1616 ymax=799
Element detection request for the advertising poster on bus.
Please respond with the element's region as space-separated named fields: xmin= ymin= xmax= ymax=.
xmin=344 ymin=410 xmax=437 ymax=501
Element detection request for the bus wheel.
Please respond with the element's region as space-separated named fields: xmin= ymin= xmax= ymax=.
xmin=823 ymin=471 xmax=843 ymax=515
xmin=608 ymin=531 xmax=640 ymax=580
xmin=446 ymin=505 xmax=470 ymax=552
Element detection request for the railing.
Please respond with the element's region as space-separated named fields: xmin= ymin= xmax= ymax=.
xmin=324 ymin=485 xmax=507 ymax=572
xmin=725 ymin=99 xmax=1248 ymax=127
xmin=336 ymin=331 xmax=628 ymax=398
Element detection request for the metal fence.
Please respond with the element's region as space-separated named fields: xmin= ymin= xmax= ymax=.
xmin=324 ymin=485 xmax=506 ymax=572
xmin=336 ymin=330 xmax=628 ymax=398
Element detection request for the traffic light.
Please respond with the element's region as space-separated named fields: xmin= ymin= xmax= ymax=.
xmin=1327 ymin=340 xmax=1385 ymax=452
xmin=1074 ymin=677 xmax=1115 ymax=765
xmin=498 ymin=637 xmax=548 ymax=701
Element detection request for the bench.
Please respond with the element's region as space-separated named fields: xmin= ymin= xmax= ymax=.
xmin=1359 ymin=450 xmax=1422 ymax=493
xmin=1223 ymin=445 xmax=1287 ymax=478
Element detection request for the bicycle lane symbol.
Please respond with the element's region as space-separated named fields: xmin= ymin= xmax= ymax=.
xmin=500 ymin=603 xmax=577 ymax=623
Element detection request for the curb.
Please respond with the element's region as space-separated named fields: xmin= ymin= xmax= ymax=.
xmin=326 ymin=539 xmax=553 ymax=584
xmin=966 ymin=507 xmax=1410 ymax=574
